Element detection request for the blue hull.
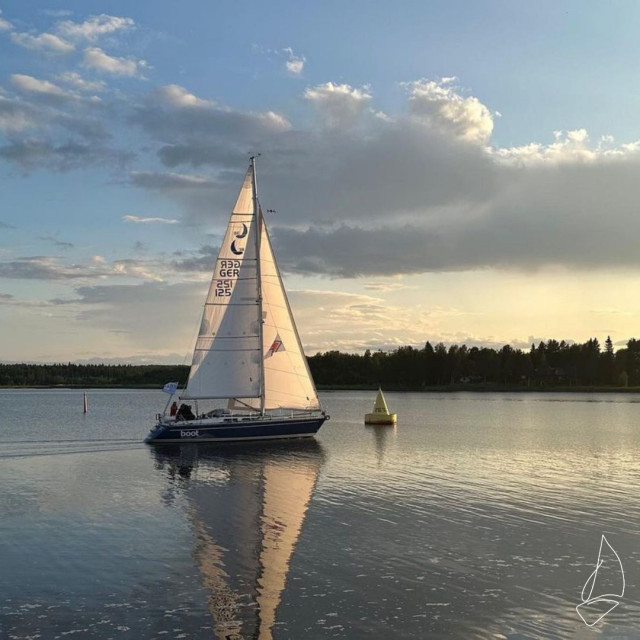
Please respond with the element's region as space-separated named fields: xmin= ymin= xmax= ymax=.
xmin=145 ymin=415 xmax=327 ymax=444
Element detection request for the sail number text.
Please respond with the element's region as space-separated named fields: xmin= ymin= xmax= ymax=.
xmin=215 ymin=260 xmax=241 ymax=297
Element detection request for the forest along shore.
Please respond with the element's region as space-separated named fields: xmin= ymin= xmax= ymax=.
xmin=2 ymin=337 xmax=640 ymax=391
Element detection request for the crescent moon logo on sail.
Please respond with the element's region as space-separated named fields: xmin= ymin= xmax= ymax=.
xmin=235 ymin=223 xmax=248 ymax=239
xmin=230 ymin=240 xmax=244 ymax=255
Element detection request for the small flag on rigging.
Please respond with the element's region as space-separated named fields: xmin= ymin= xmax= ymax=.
xmin=162 ymin=381 xmax=179 ymax=395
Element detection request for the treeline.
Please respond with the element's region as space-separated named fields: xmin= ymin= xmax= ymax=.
xmin=308 ymin=337 xmax=640 ymax=389
xmin=0 ymin=363 xmax=189 ymax=388
xmin=2 ymin=337 xmax=640 ymax=389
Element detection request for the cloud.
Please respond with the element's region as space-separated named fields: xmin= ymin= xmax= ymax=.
xmin=171 ymin=245 xmax=218 ymax=272
xmin=10 ymin=31 xmax=75 ymax=54
xmin=0 ymin=221 xmax=16 ymax=229
xmin=131 ymin=84 xmax=290 ymax=149
xmin=130 ymin=77 xmax=640 ymax=278
xmin=0 ymin=139 xmax=132 ymax=172
xmin=363 ymin=281 xmax=413 ymax=292
xmin=287 ymin=289 xmax=453 ymax=353
xmin=56 ymin=72 xmax=106 ymax=93
xmin=158 ymin=144 xmax=244 ymax=168
xmin=0 ymin=96 xmax=39 ymax=132
xmin=0 ymin=256 xmax=112 ymax=280
xmin=284 ymin=47 xmax=305 ymax=75
xmin=129 ymin=171 xmax=217 ymax=191
xmin=304 ymin=82 xmax=372 ymax=128
xmin=52 ymin=281 xmax=206 ymax=351
xmin=404 ymin=78 xmax=494 ymax=143
xmin=268 ymin=146 xmax=640 ymax=276
xmin=41 ymin=9 xmax=73 ymax=18
xmin=38 ymin=235 xmax=75 ymax=249
xmin=56 ymin=14 xmax=135 ymax=41
xmin=122 ymin=215 xmax=179 ymax=224
xmin=154 ymin=84 xmax=209 ymax=108
xmin=82 ymin=47 xmax=149 ymax=77
xmin=0 ymin=9 xmax=13 ymax=31
xmin=0 ymin=253 xmax=173 ymax=283
xmin=11 ymin=74 xmax=76 ymax=103
xmin=7 ymin=72 xmax=640 ymax=280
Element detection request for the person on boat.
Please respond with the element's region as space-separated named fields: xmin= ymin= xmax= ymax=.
xmin=176 ymin=403 xmax=195 ymax=421
xmin=169 ymin=401 xmax=178 ymax=417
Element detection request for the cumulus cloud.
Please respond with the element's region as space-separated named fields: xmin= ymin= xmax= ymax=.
xmin=10 ymin=31 xmax=75 ymax=54
xmin=130 ymin=84 xmax=290 ymax=151
xmin=122 ymin=215 xmax=179 ymax=224
xmin=0 ymin=9 xmax=13 ymax=31
xmin=0 ymin=96 xmax=39 ymax=132
xmin=284 ymin=47 xmax=305 ymax=75
xmin=154 ymin=84 xmax=209 ymax=108
xmin=82 ymin=47 xmax=149 ymax=77
xmin=493 ymin=128 xmax=608 ymax=165
xmin=56 ymin=72 xmax=106 ymax=93
xmin=6 ymin=72 xmax=640 ymax=279
xmin=124 ymin=77 xmax=640 ymax=278
xmin=11 ymin=74 xmax=76 ymax=104
xmin=56 ymin=14 xmax=135 ymax=41
xmin=304 ymin=82 xmax=371 ymax=128
xmin=405 ymin=78 xmax=494 ymax=143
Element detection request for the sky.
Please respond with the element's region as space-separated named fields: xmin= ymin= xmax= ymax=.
xmin=2 ymin=1 xmax=640 ymax=363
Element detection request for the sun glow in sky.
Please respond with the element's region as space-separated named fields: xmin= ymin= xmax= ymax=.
xmin=2 ymin=1 xmax=640 ymax=363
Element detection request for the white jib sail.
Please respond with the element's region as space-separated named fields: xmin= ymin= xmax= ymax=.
xmin=182 ymin=167 xmax=262 ymax=400
xmin=234 ymin=217 xmax=320 ymax=411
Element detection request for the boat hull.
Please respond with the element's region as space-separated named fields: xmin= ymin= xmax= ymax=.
xmin=145 ymin=415 xmax=327 ymax=444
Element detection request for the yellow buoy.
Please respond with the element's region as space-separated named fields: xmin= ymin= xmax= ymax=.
xmin=364 ymin=388 xmax=397 ymax=425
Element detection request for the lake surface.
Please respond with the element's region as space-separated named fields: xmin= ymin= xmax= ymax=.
xmin=2 ymin=389 xmax=640 ymax=639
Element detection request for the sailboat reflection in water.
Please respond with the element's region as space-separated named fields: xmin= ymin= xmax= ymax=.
xmin=153 ymin=441 xmax=325 ymax=639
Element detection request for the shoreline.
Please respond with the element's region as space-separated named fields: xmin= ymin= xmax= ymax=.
xmin=2 ymin=384 xmax=640 ymax=393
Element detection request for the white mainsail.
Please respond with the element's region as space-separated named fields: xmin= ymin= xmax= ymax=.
xmin=182 ymin=160 xmax=320 ymax=412
xmin=182 ymin=167 xmax=261 ymax=400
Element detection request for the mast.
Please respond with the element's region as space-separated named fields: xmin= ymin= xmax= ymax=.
xmin=251 ymin=155 xmax=266 ymax=415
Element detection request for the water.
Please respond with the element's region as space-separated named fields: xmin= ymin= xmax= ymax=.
xmin=2 ymin=389 xmax=640 ymax=638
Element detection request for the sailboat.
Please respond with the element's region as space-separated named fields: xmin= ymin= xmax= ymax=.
xmin=146 ymin=157 xmax=328 ymax=444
